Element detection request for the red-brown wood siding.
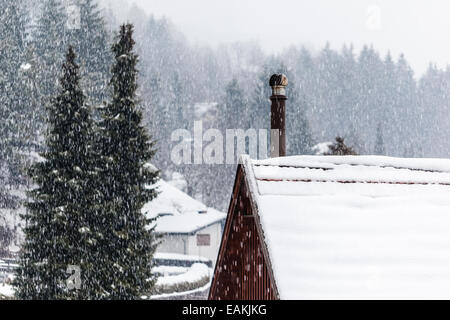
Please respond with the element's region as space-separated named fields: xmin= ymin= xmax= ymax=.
xmin=209 ymin=166 xmax=276 ymax=300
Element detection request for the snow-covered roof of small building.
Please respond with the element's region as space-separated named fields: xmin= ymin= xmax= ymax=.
xmin=143 ymin=180 xmax=226 ymax=234
xmin=194 ymin=102 xmax=218 ymax=119
xmin=241 ymin=154 xmax=450 ymax=299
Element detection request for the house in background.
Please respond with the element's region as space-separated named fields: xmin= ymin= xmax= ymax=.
xmin=209 ymin=155 xmax=450 ymax=300
xmin=143 ymin=180 xmax=226 ymax=264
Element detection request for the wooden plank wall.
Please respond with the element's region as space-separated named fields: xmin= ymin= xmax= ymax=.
xmin=209 ymin=168 xmax=276 ymax=300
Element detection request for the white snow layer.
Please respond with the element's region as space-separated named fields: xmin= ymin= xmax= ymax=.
xmin=154 ymin=252 xmax=211 ymax=263
xmin=242 ymin=155 xmax=450 ymax=299
xmin=153 ymin=265 xmax=190 ymax=276
xmin=20 ymin=63 xmax=31 ymax=71
xmin=312 ymin=142 xmax=332 ymax=155
xmin=156 ymin=263 xmax=211 ymax=287
xmin=143 ymin=180 xmax=226 ymax=234
xmin=150 ymin=281 xmax=211 ymax=300
xmin=0 ymin=284 xmax=14 ymax=297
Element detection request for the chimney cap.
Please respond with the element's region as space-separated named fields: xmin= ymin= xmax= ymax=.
xmin=269 ymin=74 xmax=288 ymax=87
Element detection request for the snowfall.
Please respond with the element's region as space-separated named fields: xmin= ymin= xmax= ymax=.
xmin=0 ymin=175 xmax=222 ymax=299
xmin=143 ymin=179 xmax=225 ymax=234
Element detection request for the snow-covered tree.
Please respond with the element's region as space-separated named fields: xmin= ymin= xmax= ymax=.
xmin=32 ymin=0 xmax=68 ymax=101
xmin=248 ymin=64 xmax=272 ymax=131
xmin=287 ymin=89 xmax=314 ymax=155
xmin=14 ymin=47 xmax=98 ymax=299
xmin=374 ymin=123 xmax=385 ymax=155
xmin=0 ymin=0 xmax=30 ymax=188
xmin=168 ymin=71 xmax=186 ymax=130
xmin=19 ymin=46 xmax=45 ymax=150
xmin=417 ymin=64 xmax=449 ymax=157
xmin=68 ymin=0 xmax=112 ymax=105
xmin=222 ymin=78 xmax=247 ymax=129
xmin=0 ymin=224 xmax=13 ymax=257
xmin=33 ymin=0 xmax=111 ymax=107
xmin=326 ymin=137 xmax=358 ymax=156
xmin=393 ymin=54 xmax=418 ymax=156
xmin=96 ymin=24 xmax=159 ymax=299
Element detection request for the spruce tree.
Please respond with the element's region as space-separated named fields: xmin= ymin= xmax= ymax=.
xmin=374 ymin=123 xmax=385 ymax=155
xmin=395 ymin=54 xmax=418 ymax=157
xmin=222 ymin=78 xmax=247 ymax=129
xmin=68 ymin=0 xmax=112 ymax=104
xmin=33 ymin=0 xmax=111 ymax=109
xmin=14 ymin=47 xmax=97 ymax=299
xmin=287 ymin=81 xmax=314 ymax=155
xmin=33 ymin=0 xmax=68 ymax=101
xmin=0 ymin=224 xmax=13 ymax=257
xmin=20 ymin=45 xmax=44 ymax=150
xmin=249 ymin=64 xmax=272 ymax=131
xmin=0 ymin=0 xmax=29 ymax=187
xmin=326 ymin=137 xmax=358 ymax=156
xmin=96 ymin=24 xmax=158 ymax=299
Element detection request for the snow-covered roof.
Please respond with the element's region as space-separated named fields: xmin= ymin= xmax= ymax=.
xmin=0 ymin=284 xmax=14 ymax=298
xmin=155 ymin=263 xmax=211 ymax=287
xmin=143 ymin=180 xmax=226 ymax=234
xmin=194 ymin=102 xmax=218 ymax=118
xmin=241 ymin=155 xmax=450 ymax=299
xmin=154 ymin=252 xmax=211 ymax=263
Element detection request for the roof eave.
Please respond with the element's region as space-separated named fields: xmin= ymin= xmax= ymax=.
xmin=155 ymin=217 xmax=226 ymax=236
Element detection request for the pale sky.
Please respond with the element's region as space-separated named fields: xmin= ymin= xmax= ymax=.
xmin=109 ymin=0 xmax=450 ymax=76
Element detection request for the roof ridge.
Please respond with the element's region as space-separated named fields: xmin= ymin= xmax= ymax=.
xmin=253 ymin=162 xmax=450 ymax=174
xmin=256 ymin=177 xmax=450 ymax=186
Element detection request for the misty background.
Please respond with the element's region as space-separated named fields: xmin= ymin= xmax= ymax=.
xmin=2 ymin=0 xmax=450 ymax=220
xmin=99 ymin=0 xmax=450 ymax=209
xmin=104 ymin=0 xmax=450 ymax=76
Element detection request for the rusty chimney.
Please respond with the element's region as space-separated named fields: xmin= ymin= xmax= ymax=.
xmin=269 ymin=74 xmax=288 ymax=157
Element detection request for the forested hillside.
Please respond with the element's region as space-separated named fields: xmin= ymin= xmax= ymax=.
xmin=1 ymin=0 xmax=449 ymax=217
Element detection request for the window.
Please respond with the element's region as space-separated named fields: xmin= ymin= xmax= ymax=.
xmin=197 ymin=234 xmax=210 ymax=246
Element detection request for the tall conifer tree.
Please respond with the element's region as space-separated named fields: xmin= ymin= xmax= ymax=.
xmin=96 ymin=24 xmax=158 ymax=299
xmin=15 ymin=47 xmax=97 ymax=299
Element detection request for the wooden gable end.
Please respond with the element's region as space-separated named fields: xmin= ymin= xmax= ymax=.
xmin=209 ymin=165 xmax=277 ymax=300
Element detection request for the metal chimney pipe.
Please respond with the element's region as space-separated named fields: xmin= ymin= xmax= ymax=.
xmin=269 ymin=74 xmax=288 ymax=157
